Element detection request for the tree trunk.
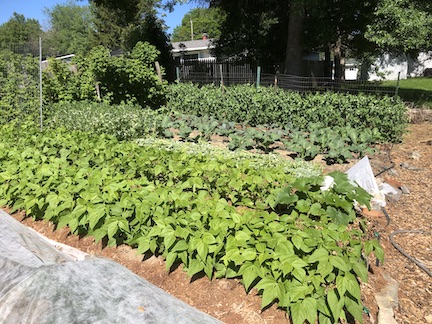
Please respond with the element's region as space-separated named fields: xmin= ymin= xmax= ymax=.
xmin=284 ymin=0 xmax=305 ymax=75
xmin=324 ymin=42 xmax=332 ymax=78
xmin=334 ymin=35 xmax=344 ymax=81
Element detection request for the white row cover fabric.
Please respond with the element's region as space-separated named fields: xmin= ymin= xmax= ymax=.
xmin=0 ymin=210 xmax=222 ymax=324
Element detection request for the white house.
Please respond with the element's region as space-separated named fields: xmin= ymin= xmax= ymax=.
xmin=368 ymin=52 xmax=432 ymax=81
xmin=171 ymin=38 xmax=216 ymax=63
xmin=345 ymin=58 xmax=360 ymax=80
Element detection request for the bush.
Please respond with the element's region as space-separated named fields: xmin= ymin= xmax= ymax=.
xmin=166 ymin=83 xmax=408 ymax=142
xmin=42 ymin=42 xmax=167 ymax=109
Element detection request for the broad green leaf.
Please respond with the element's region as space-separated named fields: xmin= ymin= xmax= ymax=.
xmin=327 ymin=289 xmax=343 ymax=321
xmin=163 ymin=228 xmax=176 ymax=250
xmin=290 ymin=301 xmax=307 ymax=324
xmin=261 ymin=286 xmax=278 ymax=310
xmin=276 ymin=189 xmax=298 ymax=205
xmin=88 ymin=204 xmax=106 ymax=230
xmin=69 ymin=217 xmax=79 ymax=233
xmin=137 ymin=237 xmax=150 ymax=254
xmin=255 ymin=242 xmax=266 ymax=253
xmin=345 ymin=295 xmax=363 ymax=324
xmin=292 ymin=235 xmax=303 ymax=250
xmin=196 ymin=240 xmax=209 ymax=261
xmin=202 ymin=232 xmax=216 ymax=245
xmin=308 ymin=247 xmax=329 ymax=263
xmin=344 ymin=272 xmax=361 ymax=301
xmin=326 ymin=206 xmax=350 ymax=226
xmin=296 ymin=199 xmax=311 ymax=213
xmin=303 ymin=297 xmax=318 ymax=324
xmin=336 ymin=275 xmax=347 ymax=296
xmin=235 ymin=230 xmax=251 ymax=242
xmin=165 ymin=252 xmax=178 ymax=272
xmin=318 ymin=313 xmax=333 ymax=324
xmin=242 ymin=248 xmax=257 ymax=261
xmin=106 ymin=220 xmax=119 ymax=239
xmin=170 ymin=240 xmax=189 ymax=252
xmin=292 ymin=268 xmax=306 ymax=281
xmin=289 ymin=285 xmax=311 ymax=302
xmin=241 ymin=264 xmax=259 ymax=291
xmin=352 ymin=260 xmax=368 ymax=282
xmin=329 ymin=255 xmax=348 ymax=272
xmin=292 ymin=258 xmax=308 ymax=269
xmin=187 ymin=258 xmax=204 ymax=277
xmin=309 ymin=202 xmax=325 ymax=216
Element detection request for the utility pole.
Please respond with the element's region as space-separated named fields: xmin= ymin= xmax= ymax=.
xmin=190 ymin=18 xmax=194 ymax=41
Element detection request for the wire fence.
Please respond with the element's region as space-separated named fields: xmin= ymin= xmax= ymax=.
xmin=0 ymin=39 xmax=42 ymax=127
xmin=176 ymin=61 xmax=399 ymax=97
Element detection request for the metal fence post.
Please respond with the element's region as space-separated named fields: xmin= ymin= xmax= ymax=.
xmin=39 ymin=37 xmax=43 ymax=132
xmin=256 ymin=66 xmax=261 ymax=88
xmin=219 ymin=64 xmax=224 ymax=87
xmin=394 ymin=71 xmax=401 ymax=100
xmin=176 ymin=66 xmax=180 ymax=82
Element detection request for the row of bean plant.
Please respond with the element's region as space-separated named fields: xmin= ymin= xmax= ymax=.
xmin=0 ymin=121 xmax=382 ymax=323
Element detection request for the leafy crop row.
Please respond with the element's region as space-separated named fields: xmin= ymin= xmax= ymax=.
xmin=44 ymin=101 xmax=380 ymax=164
xmin=155 ymin=113 xmax=380 ymax=164
xmin=166 ymin=83 xmax=408 ymax=143
xmin=0 ymin=122 xmax=383 ymax=323
xmin=45 ymin=101 xmax=165 ymax=140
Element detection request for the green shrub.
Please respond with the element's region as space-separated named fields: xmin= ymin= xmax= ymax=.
xmin=166 ymin=83 xmax=408 ymax=142
xmin=43 ymin=42 xmax=166 ymax=109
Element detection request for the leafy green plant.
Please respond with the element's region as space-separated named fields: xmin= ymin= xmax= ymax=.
xmin=42 ymin=42 xmax=166 ymax=109
xmin=45 ymin=101 xmax=164 ymax=140
xmin=0 ymin=121 xmax=384 ymax=323
xmin=166 ymin=83 xmax=408 ymax=142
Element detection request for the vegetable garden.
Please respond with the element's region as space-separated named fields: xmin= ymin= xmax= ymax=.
xmin=0 ymin=45 xmax=411 ymax=323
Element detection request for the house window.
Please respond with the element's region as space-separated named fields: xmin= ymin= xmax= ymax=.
xmin=183 ymin=54 xmax=199 ymax=61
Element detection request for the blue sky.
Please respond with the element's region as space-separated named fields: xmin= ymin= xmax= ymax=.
xmin=0 ymin=0 xmax=197 ymax=37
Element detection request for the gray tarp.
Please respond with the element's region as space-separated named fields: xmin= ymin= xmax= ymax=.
xmin=0 ymin=210 xmax=222 ymax=324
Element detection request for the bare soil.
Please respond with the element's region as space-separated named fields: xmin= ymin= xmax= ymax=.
xmin=7 ymin=122 xmax=432 ymax=323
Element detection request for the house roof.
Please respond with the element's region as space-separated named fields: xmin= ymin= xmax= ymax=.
xmin=171 ymin=39 xmax=215 ymax=53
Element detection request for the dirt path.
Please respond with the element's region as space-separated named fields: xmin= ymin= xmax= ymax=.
xmin=8 ymin=123 xmax=432 ymax=323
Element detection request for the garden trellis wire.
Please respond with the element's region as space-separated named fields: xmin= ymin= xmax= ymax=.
xmin=0 ymin=38 xmax=43 ymax=129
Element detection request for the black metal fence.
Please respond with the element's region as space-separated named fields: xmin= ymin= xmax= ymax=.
xmin=175 ymin=60 xmax=398 ymax=97
xmin=176 ymin=59 xmax=257 ymax=86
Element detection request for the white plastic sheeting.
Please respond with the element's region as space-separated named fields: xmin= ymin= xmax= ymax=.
xmin=0 ymin=210 xmax=222 ymax=324
xmin=346 ymin=156 xmax=387 ymax=207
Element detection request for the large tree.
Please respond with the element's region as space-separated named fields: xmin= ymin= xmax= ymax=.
xmin=44 ymin=1 xmax=94 ymax=56
xmin=210 ymin=0 xmax=288 ymax=69
xmin=0 ymin=13 xmax=42 ymax=54
xmin=89 ymin=0 xmax=157 ymax=50
xmin=171 ymin=7 xmax=225 ymax=42
xmin=365 ymin=0 xmax=432 ymax=54
xmin=88 ymin=0 xmax=175 ymax=79
xmin=210 ymin=0 xmax=382 ymax=76
xmin=303 ymin=0 xmax=379 ymax=78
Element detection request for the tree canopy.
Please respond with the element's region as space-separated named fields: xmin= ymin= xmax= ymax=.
xmin=88 ymin=0 xmax=175 ymax=79
xmin=208 ymin=0 xmax=431 ymax=76
xmin=0 ymin=13 xmax=42 ymax=54
xmin=44 ymin=0 xmax=94 ymax=56
xmin=171 ymin=7 xmax=225 ymax=42
xmin=365 ymin=0 xmax=432 ymax=54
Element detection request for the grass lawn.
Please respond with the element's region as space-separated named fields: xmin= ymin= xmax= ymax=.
xmin=381 ymin=77 xmax=432 ymax=109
